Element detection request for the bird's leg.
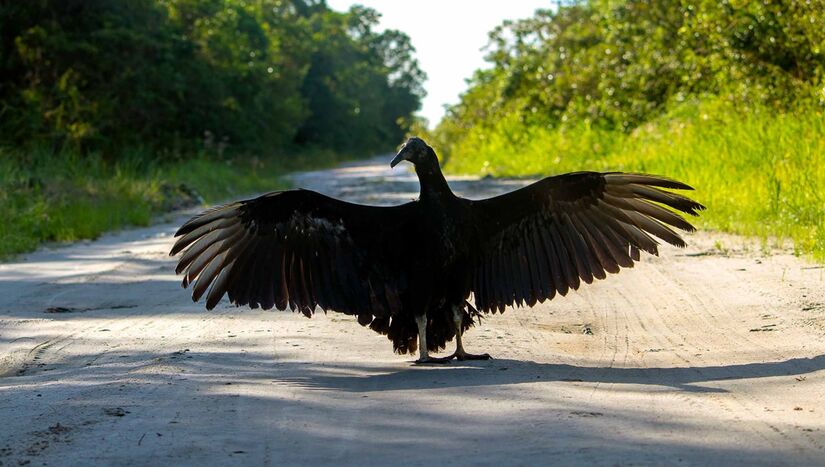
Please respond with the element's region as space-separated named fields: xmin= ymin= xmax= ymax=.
xmin=414 ymin=314 xmax=451 ymax=364
xmin=450 ymin=305 xmax=491 ymax=361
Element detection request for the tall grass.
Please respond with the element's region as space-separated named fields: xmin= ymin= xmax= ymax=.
xmin=443 ymin=100 xmax=825 ymax=259
xmin=0 ymin=147 xmax=344 ymax=260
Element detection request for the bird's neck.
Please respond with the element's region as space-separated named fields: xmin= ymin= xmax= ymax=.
xmin=415 ymin=161 xmax=453 ymax=201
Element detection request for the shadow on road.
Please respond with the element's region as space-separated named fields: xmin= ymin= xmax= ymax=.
xmin=275 ymin=355 xmax=825 ymax=394
xmin=6 ymin=339 xmax=823 ymax=395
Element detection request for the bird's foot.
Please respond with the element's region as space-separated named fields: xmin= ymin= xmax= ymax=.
xmin=414 ymin=356 xmax=452 ymax=365
xmin=451 ymin=351 xmax=492 ymax=361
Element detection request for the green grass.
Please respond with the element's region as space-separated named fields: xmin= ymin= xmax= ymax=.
xmin=0 ymin=147 xmax=345 ymax=260
xmin=442 ymin=100 xmax=825 ymax=259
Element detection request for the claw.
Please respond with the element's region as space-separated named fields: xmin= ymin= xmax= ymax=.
xmin=414 ymin=356 xmax=452 ymax=365
xmin=452 ymin=351 xmax=492 ymax=361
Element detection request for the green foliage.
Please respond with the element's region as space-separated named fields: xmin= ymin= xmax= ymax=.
xmin=294 ymin=6 xmax=427 ymax=152
xmin=438 ymin=0 xmax=825 ymax=138
xmin=436 ymin=0 xmax=825 ymax=258
xmin=0 ymin=146 xmax=344 ymax=260
xmin=0 ymin=0 xmax=425 ymax=156
xmin=445 ymin=99 xmax=825 ymax=258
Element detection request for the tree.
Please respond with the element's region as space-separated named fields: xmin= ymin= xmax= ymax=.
xmin=0 ymin=0 xmax=426 ymax=157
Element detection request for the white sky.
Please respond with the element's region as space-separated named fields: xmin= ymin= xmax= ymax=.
xmin=326 ymin=0 xmax=552 ymax=126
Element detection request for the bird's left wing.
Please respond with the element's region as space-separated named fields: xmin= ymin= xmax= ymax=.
xmin=468 ymin=172 xmax=705 ymax=313
xmin=169 ymin=189 xmax=416 ymax=323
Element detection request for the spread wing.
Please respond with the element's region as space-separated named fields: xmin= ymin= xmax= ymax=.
xmin=469 ymin=172 xmax=705 ymax=313
xmin=169 ymin=189 xmax=416 ymax=324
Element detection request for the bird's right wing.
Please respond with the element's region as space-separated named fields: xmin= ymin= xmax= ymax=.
xmin=169 ymin=189 xmax=417 ymax=325
xmin=468 ymin=172 xmax=705 ymax=313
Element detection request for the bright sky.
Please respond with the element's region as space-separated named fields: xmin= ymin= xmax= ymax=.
xmin=326 ymin=0 xmax=552 ymax=126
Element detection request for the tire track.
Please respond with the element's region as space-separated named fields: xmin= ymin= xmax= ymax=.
xmin=646 ymin=255 xmax=824 ymax=458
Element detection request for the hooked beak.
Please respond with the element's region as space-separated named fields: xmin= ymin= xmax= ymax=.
xmin=390 ymin=145 xmax=408 ymax=168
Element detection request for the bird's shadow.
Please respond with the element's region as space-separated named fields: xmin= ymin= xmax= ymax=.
xmin=276 ymin=354 xmax=825 ymax=394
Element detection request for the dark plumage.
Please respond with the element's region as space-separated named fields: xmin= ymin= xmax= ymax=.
xmin=170 ymin=137 xmax=705 ymax=363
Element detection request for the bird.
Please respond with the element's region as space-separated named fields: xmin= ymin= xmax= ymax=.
xmin=169 ymin=137 xmax=704 ymax=363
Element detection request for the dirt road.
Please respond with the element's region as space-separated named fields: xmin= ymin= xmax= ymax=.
xmin=1 ymin=157 xmax=824 ymax=466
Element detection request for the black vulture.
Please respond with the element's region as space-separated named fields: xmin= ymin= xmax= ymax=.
xmin=170 ymin=137 xmax=704 ymax=363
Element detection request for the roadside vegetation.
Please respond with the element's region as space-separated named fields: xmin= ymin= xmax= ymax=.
xmin=0 ymin=147 xmax=344 ymax=259
xmin=433 ymin=1 xmax=825 ymax=258
xmin=0 ymin=0 xmax=425 ymax=259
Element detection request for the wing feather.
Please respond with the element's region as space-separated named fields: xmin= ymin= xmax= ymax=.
xmin=206 ymin=263 xmax=233 ymax=310
xmin=517 ymin=238 xmax=536 ymax=307
xmin=585 ymin=210 xmax=634 ymax=268
xmin=470 ymin=172 xmax=703 ymax=312
xmin=560 ymin=213 xmax=595 ymax=284
xmin=548 ymin=219 xmax=578 ymax=293
xmin=171 ymin=190 xmax=415 ymax=320
xmin=543 ymin=221 xmax=569 ymax=296
xmin=574 ymin=211 xmax=620 ymax=274
xmin=529 ymin=227 xmax=551 ymax=303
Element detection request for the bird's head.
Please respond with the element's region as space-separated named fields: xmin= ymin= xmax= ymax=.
xmin=390 ymin=137 xmax=435 ymax=168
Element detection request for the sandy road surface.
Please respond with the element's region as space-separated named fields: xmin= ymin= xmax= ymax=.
xmin=1 ymin=157 xmax=825 ymax=466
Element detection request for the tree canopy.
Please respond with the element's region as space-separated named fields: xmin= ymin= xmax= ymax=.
xmin=0 ymin=0 xmax=425 ymax=156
